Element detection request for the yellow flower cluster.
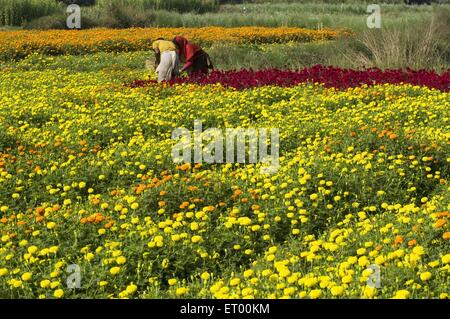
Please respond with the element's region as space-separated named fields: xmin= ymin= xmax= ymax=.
xmin=0 ymin=27 xmax=349 ymax=60
xmin=0 ymin=64 xmax=448 ymax=299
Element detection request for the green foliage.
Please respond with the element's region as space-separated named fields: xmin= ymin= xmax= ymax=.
xmin=99 ymin=1 xmax=156 ymax=28
xmin=0 ymin=0 xmax=61 ymax=26
xmin=95 ymin=0 xmax=219 ymax=14
xmin=23 ymin=12 xmax=101 ymax=30
xmin=58 ymin=0 xmax=96 ymax=5
xmin=131 ymin=2 xmax=445 ymax=31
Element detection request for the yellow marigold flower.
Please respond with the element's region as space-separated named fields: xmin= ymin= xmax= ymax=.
xmin=40 ymin=279 xmax=51 ymax=288
xmin=283 ymin=287 xmax=295 ymax=296
xmin=85 ymin=253 xmax=94 ymax=261
xmin=363 ymin=286 xmax=377 ymax=298
xmin=168 ymin=278 xmax=177 ymax=286
xmin=21 ymin=272 xmax=32 ymax=281
xmin=419 ymin=272 xmax=432 ymax=281
xmin=126 ymin=284 xmax=137 ymax=295
xmin=304 ymin=277 xmax=318 ymax=288
xmin=412 ymin=246 xmax=425 ymax=256
xmin=54 ymin=289 xmax=64 ymax=298
xmin=341 ymin=275 xmax=353 ymax=284
xmin=201 ymin=272 xmax=210 ymax=281
xmin=441 ymin=254 xmax=450 ymax=264
xmin=50 ymin=281 xmax=60 ymax=288
xmin=110 ymin=267 xmax=121 ymax=275
xmin=230 ymin=278 xmax=241 ymax=286
xmin=243 ymin=269 xmax=254 ymax=278
xmin=330 ymin=285 xmax=344 ymax=297
xmin=176 ymin=287 xmax=188 ymax=296
xmin=357 ymin=248 xmax=366 ymax=255
xmin=191 ymin=235 xmax=202 ymax=243
xmin=11 ymin=280 xmax=23 ymax=288
xmin=309 ymin=289 xmax=322 ymax=299
xmin=28 ymin=246 xmax=38 ymax=254
xmin=393 ymin=290 xmax=410 ymax=299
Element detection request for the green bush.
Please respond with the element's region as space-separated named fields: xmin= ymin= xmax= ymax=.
xmin=0 ymin=0 xmax=61 ymax=26
xmin=23 ymin=14 xmax=67 ymax=29
xmin=95 ymin=0 xmax=219 ymax=14
xmin=99 ymin=2 xmax=156 ymax=28
xmin=23 ymin=12 xmax=100 ymax=29
xmin=58 ymin=0 xmax=96 ymax=5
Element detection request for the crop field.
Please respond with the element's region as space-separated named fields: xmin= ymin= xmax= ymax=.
xmin=0 ymin=1 xmax=449 ymax=300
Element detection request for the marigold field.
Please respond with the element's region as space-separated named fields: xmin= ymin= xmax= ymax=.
xmin=0 ymin=27 xmax=348 ymax=61
xmin=0 ymin=28 xmax=449 ymax=300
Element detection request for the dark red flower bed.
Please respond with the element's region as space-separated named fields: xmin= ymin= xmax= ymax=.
xmin=129 ymin=65 xmax=450 ymax=91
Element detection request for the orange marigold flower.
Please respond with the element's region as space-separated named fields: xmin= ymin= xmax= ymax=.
xmin=35 ymin=207 xmax=45 ymax=215
xmin=35 ymin=215 xmax=44 ymax=223
xmin=394 ymin=235 xmax=404 ymax=245
xmin=179 ymin=202 xmax=189 ymax=209
xmin=408 ymin=239 xmax=417 ymax=247
xmin=434 ymin=219 xmax=447 ymax=228
xmin=104 ymin=221 xmax=114 ymax=229
xmin=179 ymin=163 xmax=191 ymax=171
xmin=436 ymin=211 xmax=450 ymax=218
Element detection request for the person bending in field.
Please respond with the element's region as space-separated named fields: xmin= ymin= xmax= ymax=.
xmin=152 ymin=38 xmax=180 ymax=82
xmin=172 ymin=36 xmax=214 ymax=75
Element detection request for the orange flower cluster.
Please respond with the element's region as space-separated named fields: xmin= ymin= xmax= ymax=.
xmin=0 ymin=27 xmax=349 ymax=60
xmin=80 ymin=213 xmax=106 ymax=225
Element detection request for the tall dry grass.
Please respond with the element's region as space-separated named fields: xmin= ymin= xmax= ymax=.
xmin=341 ymin=10 xmax=450 ymax=70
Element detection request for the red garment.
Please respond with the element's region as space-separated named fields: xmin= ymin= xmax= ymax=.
xmin=173 ymin=36 xmax=203 ymax=72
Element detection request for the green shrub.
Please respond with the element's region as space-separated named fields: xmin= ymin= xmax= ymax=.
xmin=23 ymin=14 xmax=67 ymax=29
xmin=99 ymin=2 xmax=156 ymax=28
xmin=58 ymin=0 xmax=96 ymax=5
xmin=23 ymin=13 xmax=100 ymax=29
xmin=0 ymin=0 xmax=61 ymax=26
xmin=95 ymin=0 xmax=219 ymax=14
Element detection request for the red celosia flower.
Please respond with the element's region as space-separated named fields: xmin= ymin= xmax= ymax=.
xmin=128 ymin=65 xmax=450 ymax=91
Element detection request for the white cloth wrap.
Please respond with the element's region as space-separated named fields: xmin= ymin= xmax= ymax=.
xmin=156 ymin=51 xmax=179 ymax=82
